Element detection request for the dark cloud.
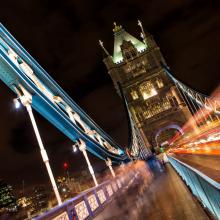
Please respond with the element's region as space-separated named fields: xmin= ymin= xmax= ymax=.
xmin=0 ymin=0 xmax=219 ymax=191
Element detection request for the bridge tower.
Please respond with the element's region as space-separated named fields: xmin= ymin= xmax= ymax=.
xmin=100 ymin=21 xmax=191 ymax=151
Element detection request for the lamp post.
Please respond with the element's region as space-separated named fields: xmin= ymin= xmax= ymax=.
xmin=106 ymin=158 xmax=116 ymax=178
xmin=78 ymin=139 xmax=98 ymax=187
xmin=17 ymin=95 xmax=62 ymax=205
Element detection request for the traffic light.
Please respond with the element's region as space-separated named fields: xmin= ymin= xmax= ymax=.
xmin=63 ymin=162 xmax=68 ymax=170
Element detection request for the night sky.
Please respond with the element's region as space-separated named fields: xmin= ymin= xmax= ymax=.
xmin=0 ymin=0 xmax=219 ymax=193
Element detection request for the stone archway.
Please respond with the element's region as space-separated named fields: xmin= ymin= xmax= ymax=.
xmin=153 ymin=123 xmax=183 ymax=148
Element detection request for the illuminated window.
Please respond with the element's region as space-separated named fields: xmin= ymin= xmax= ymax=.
xmin=143 ymin=98 xmax=171 ymax=119
xmin=163 ymin=98 xmax=171 ymax=110
xmin=139 ymin=81 xmax=157 ymax=100
xmin=131 ymin=90 xmax=138 ymax=100
xmin=156 ymin=78 xmax=164 ymax=88
xmin=143 ymin=109 xmax=152 ymax=119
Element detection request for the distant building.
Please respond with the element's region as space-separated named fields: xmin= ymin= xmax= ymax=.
xmin=100 ymin=22 xmax=191 ymax=151
xmin=29 ymin=186 xmax=49 ymax=215
xmin=0 ymin=180 xmax=17 ymax=213
xmin=57 ymin=177 xmax=71 ymax=199
xmin=57 ymin=172 xmax=93 ymax=196
xmin=17 ymin=196 xmax=32 ymax=208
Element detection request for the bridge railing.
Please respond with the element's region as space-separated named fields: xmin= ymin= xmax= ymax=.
xmin=33 ymin=176 xmax=127 ymax=220
xmin=168 ymin=156 xmax=220 ymax=219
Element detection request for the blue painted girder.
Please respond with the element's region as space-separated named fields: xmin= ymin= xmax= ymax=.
xmin=0 ymin=24 xmax=129 ymax=163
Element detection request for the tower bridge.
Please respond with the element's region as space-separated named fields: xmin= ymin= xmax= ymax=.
xmin=0 ymin=21 xmax=220 ymax=219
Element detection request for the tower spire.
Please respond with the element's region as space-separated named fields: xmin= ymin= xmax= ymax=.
xmin=137 ymin=20 xmax=147 ymax=45
xmin=113 ymin=22 xmax=122 ymax=33
xmin=99 ymin=40 xmax=110 ymax=57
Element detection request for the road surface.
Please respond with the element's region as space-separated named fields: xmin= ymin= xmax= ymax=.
xmin=95 ymin=163 xmax=209 ymax=220
xmin=173 ymin=154 xmax=220 ymax=183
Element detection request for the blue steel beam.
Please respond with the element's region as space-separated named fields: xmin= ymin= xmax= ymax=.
xmin=0 ymin=24 xmax=129 ymax=163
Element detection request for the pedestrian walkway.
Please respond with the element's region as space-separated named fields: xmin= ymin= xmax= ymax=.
xmin=95 ymin=163 xmax=209 ymax=220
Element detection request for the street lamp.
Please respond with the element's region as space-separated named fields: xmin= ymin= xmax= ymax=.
xmin=14 ymin=92 xmax=62 ymax=206
xmin=76 ymin=139 xmax=98 ymax=187
xmin=13 ymin=98 xmax=21 ymax=109
xmin=72 ymin=144 xmax=78 ymax=153
xmin=106 ymin=158 xmax=116 ymax=178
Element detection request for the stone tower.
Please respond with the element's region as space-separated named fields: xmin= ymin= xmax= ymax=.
xmin=100 ymin=21 xmax=191 ymax=151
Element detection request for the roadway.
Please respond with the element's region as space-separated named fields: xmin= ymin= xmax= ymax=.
xmin=95 ymin=163 xmax=209 ymax=220
xmin=173 ymin=154 xmax=220 ymax=183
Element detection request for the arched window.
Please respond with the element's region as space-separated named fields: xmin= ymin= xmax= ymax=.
xmin=121 ymin=40 xmax=138 ymax=61
xmin=130 ymin=90 xmax=138 ymax=100
xmin=131 ymin=50 xmax=137 ymax=57
xmin=156 ymin=78 xmax=164 ymax=88
xmin=139 ymin=81 xmax=157 ymax=100
xmin=124 ymin=51 xmax=131 ymax=60
xmin=124 ymin=49 xmax=137 ymax=60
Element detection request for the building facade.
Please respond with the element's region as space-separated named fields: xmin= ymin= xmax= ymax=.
xmin=0 ymin=180 xmax=17 ymax=213
xmin=100 ymin=21 xmax=191 ymax=151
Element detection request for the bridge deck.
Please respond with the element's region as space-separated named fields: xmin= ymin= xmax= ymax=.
xmin=95 ymin=164 xmax=209 ymax=220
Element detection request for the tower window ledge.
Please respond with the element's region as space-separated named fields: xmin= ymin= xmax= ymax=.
xmin=139 ymin=48 xmax=146 ymax=53
xmin=114 ymin=59 xmax=124 ymax=64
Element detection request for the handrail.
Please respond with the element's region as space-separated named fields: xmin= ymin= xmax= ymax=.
xmin=33 ymin=177 xmax=126 ymax=220
xmin=169 ymin=156 xmax=220 ymax=189
xmin=168 ymin=155 xmax=220 ymax=219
